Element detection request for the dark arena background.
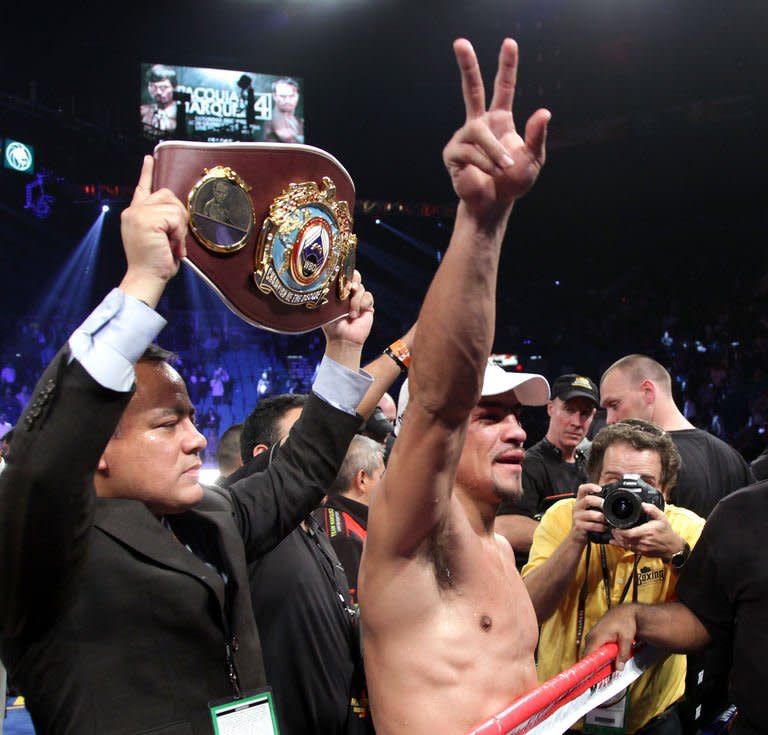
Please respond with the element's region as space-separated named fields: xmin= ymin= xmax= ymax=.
xmin=1 ymin=0 xmax=767 ymax=470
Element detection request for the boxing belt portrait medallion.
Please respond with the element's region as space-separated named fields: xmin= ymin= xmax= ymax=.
xmin=152 ymin=141 xmax=357 ymax=333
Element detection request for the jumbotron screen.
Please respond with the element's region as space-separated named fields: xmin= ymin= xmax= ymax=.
xmin=139 ymin=62 xmax=305 ymax=144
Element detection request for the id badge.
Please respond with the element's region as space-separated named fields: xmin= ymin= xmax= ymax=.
xmin=583 ymin=687 xmax=629 ymax=735
xmin=209 ymin=688 xmax=279 ymax=735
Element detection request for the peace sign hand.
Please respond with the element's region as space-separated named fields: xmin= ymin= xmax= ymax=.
xmin=443 ymin=38 xmax=551 ymax=218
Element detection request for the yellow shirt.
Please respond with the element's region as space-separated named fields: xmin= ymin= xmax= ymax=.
xmin=524 ymin=499 xmax=704 ymax=733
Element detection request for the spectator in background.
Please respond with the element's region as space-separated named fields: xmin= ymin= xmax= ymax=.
xmin=209 ymin=366 xmax=230 ymax=406
xmin=600 ymin=354 xmax=754 ymax=519
xmin=256 ymin=368 xmax=272 ymax=398
xmin=201 ymin=330 xmax=221 ymax=361
xmin=199 ymin=407 xmax=221 ymax=466
xmin=39 ymin=335 xmax=56 ymax=368
xmin=186 ymin=363 xmax=207 ymax=405
xmin=314 ymin=434 xmax=385 ymax=605
xmin=216 ymin=423 xmax=244 ymax=478
xmin=681 ymin=391 xmax=697 ymax=422
xmin=201 ymin=407 xmax=219 ymax=435
xmin=496 ymin=373 xmax=599 ymax=569
xmin=0 ymin=389 xmax=18 ymax=427
xmin=0 ymin=361 xmax=15 ymax=389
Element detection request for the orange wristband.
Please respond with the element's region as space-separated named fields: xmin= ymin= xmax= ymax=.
xmin=384 ymin=339 xmax=411 ymax=372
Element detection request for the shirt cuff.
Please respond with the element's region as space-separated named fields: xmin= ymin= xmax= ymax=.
xmin=312 ymin=355 xmax=372 ymax=416
xmin=68 ymin=288 xmax=167 ymax=392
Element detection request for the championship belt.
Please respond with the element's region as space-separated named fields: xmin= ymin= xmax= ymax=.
xmin=152 ymin=141 xmax=357 ymax=333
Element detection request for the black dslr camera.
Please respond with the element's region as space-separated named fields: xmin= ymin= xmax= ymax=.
xmin=588 ymin=473 xmax=665 ymax=544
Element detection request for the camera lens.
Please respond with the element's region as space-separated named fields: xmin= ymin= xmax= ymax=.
xmin=604 ymin=489 xmax=642 ymax=529
xmin=612 ymin=498 xmax=634 ymax=520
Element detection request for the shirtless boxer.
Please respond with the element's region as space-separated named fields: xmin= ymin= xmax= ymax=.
xmin=358 ymin=37 xmax=551 ymax=735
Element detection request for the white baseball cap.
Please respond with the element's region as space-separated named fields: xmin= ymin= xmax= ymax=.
xmin=394 ymin=362 xmax=549 ymax=436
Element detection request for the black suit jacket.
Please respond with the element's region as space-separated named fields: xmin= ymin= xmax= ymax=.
xmin=0 ymin=347 xmax=361 ymax=734
xmin=222 ymin=453 xmax=372 ymax=735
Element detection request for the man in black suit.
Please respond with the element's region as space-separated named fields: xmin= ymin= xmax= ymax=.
xmin=0 ymin=155 xmax=374 ymax=735
xmin=221 ymin=395 xmax=372 ymax=735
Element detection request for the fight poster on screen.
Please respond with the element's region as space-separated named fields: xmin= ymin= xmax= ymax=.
xmin=139 ymin=62 xmax=305 ymax=144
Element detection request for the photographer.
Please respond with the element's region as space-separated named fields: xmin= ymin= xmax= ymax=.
xmin=523 ymin=419 xmax=704 ymax=734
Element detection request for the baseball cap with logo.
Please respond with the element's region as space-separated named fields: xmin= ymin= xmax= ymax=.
xmin=395 ymin=362 xmax=550 ymax=436
xmin=550 ymin=374 xmax=599 ymax=407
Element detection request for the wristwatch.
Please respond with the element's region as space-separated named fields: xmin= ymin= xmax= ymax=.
xmin=670 ymin=541 xmax=691 ymax=570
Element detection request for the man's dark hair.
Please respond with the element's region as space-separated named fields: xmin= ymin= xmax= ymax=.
xmin=216 ymin=423 xmax=243 ymax=477
xmin=140 ymin=343 xmax=175 ymax=363
xmin=113 ymin=344 xmax=176 ymax=439
xmin=587 ymin=418 xmax=681 ymax=492
xmin=146 ymin=64 xmax=177 ymax=86
xmin=240 ymin=394 xmax=307 ymax=463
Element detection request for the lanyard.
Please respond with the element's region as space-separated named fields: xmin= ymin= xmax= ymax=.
xmin=575 ymin=542 xmax=640 ymax=655
xmin=304 ymin=517 xmax=359 ymax=625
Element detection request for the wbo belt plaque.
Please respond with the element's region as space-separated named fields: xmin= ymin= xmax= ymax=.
xmin=152 ymin=141 xmax=357 ymax=334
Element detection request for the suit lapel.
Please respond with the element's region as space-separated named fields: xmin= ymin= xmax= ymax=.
xmin=93 ymin=497 xmax=227 ymax=605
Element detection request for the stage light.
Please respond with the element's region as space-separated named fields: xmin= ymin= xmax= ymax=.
xmin=31 ymin=209 xmax=106 ymax=325
xmin=375 ymin=218 xmax=381 ymax=225
xmin=102 ymin=204 xmax=110 ymax=213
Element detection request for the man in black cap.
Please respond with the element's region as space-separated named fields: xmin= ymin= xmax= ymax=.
xmin=496 ymin=373 xmax=599 ymax=568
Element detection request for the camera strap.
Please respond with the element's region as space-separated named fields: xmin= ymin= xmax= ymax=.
xmin=576 ymin=543 xmax=640 ymax=655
